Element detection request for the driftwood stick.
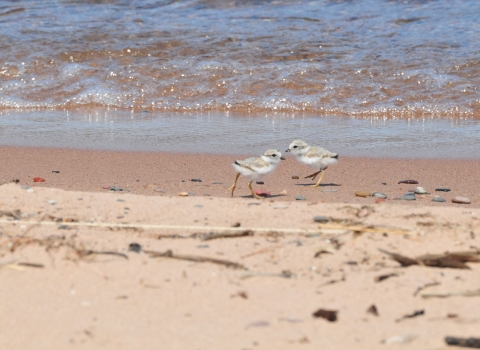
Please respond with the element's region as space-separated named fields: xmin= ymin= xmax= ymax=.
xmin=445 ymin=336 xmax=480 ymax=348
xmin=202 ymin=230 xmax=254 ymax=241
xmin=145 ymin=249 xmax=246 ymax=270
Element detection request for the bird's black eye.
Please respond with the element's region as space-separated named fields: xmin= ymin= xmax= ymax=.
xmin=293 ymin=146 xmax=297 ymax=148
xmin=272 ymin=154 xmax=276 ymax=157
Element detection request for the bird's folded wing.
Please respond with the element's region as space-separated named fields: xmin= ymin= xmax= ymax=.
xmin=238 ymin=157 xmax=268 ymax=171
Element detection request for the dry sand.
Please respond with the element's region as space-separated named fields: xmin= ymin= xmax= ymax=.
xmin=1 ymin=146 xmax=479 ymax=349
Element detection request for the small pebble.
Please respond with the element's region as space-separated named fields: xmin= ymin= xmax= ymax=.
xmin=47 ymin=199 xmax=57 ymax=205
xmin=212 ymin=182 xmax=223 ymax=185
xmin=191 ymin=179 xmax=202 ymax=182
xmin=451 ymin=196 xmax=471 ymax=204
xmin=52 ymin=170 xmax=60 ymax=173
xmin=203 ymin=194 xmax=211 ymax=196
xmin=117 ymin=199 xmax=125 ymax=202
xmin=21 ymin=185 xmax=30 ymax=190
xmin=295 ymin=195 xmax=306 ymax=201
xmin=292 ymin=175 xmax=299 ymax=179
xmin=321 ymin=189 xmax=338 ymax=193
xmin=27 ymin=188 xmax=34 ymax=193
xmin=381 ymin=182 xmax=387 ymax=185
xmin=256 ymin=181 xmax=264 ymax=185
xmin=102 ymin=185 xmax=111 ymax=189
xmin=414 ymin=187 xmax=429 ymax=194
xmin=110 ymin=186 xmax=123 ymax=191
xmin=375 ymin=198 xmax=385 ymax=204
xmin=435 ymin=188 xmax=451 ymax=192
xmin=197 ymin=244 xmax=209 ymax=249
xmin=432 ymin=197 xmax=446 ymax=203
xmin=313 ymin=215 xmax=329 ymax=223
xmin=33 ymin=177 xmax=45 ymax=183
xmin=398 ymin=180 xmax=418 ymax=184
xmin=355 ymin=191 xmax=371 ymax=198
xmin=178 ymin=192 xmax=189 ymax=197
xmin=255 ymin=190 xmax=271 ymax=197
xmin=399 ymin=194 xmax=416 ymax=201
xmin=248 ymin=202 xmax=261 ymax=206
xmin=371 ymin=192 xmax=387 ymax=198
xmin=128 ymin=243 xmax=142 ymax=253
xmin=194 ymin=204 xmax=204 ymax=208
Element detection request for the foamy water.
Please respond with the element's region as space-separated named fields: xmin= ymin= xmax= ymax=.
xmin=1 ymin=0 xmax=480 ymax=117
xmin=0 ymin=0 xmax=479 ymax=157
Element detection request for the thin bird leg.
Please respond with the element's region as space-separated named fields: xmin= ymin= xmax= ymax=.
xmin=248 ymin=181 xmax=264 ymax=199
xmin=305 ymin=170 xmax=322 ymax=181
xmin=309 ymin=169 xmax=326 ymax=188
xmin=227 ymin=173 xmax=241 ymax=197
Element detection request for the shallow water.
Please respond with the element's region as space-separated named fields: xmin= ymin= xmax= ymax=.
xmin=1 ymin=109 xmax=478 ymax=158
xmin=1 ymin=0 xmax=480 ymax=117
xmin=1 ymin=0 xmax=479 ymax=157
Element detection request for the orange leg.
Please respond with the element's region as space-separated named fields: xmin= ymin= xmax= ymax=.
xmin=227 ymin=173 xmax=241 ymax=197
xmin=248 ymin=181 xmax=264 ymax=199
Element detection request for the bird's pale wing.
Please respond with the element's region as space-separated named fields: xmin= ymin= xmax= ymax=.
xmin=305 ymin=146 xmax=336 ymax=159
xmin=237 ymin=156 xmax=268 ymax=171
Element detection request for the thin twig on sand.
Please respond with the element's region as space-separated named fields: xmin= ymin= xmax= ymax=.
xmin=201 ymin=230 xmax=254 ymax=241
xmin=317 ymin=223 xmax=410 ymax=235
xmin=145 ymin=249 xmax=246 ymax=269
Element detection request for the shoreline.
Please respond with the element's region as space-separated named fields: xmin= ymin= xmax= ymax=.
xmin=1 ymin=145 xmax=478 ymax=207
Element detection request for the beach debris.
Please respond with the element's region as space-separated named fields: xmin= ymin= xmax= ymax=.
xmin=47 ymin=200 xmax=57 ymax=205
xmin=313 ymin=215 xmax=329 ymax=223
xmin=436 ymin=187 xmax=451 ymax=192
xmin=398 ymin=179 xmax=418 ymax=184
xmin=212 ymin=182 xmax=223 ymax=185
xmin=109 ymin=186 xmax=123 ymax=191
xmin=445 ymin=336 xmax=480 ymax=348
xmin=381 ymin=182 xmax=387 ymax=185
xmin=396 ymin=309 xmax=424 ymax=322
xmin=312 ymin=308 xmax=337 ymax=322
xmin=178 ymin=192 xmax=189 ymax=196
xmin=232 ymin=222 xmax=241 ymax=227
xmin=421 ymin=288 xmax=480 ymax=299
xmin=413 ymin=281 xmax=440 ymax=296
xmin=371 ymin=192 xmax=387 ymax=198
xmin=355 ymin=191 xmax=371 ymax=198
xmin=318 ymin=223 xmax=409 ymax=236
xmin=367 ymin=304 xmax=379 ymax=316
xmin=452 ymin=196 xmax=471 ymax=204
xmin=201 ymin=230 xmax=254 ymax=241
xmin=382 ymin=334 xmax=416 ymax=344
xmin=241 ymin=244 xmax=284 ymax=259
xmin=231 ymin=291 xmax=248 ymax=299
xmin=247 ymin=320 xmax=270 ymax=328
xmin=432 ymin=196 xmax=446 ymax=202
xmin=33 ymin=177 xmax=45 ymax=182
xmin=414 ymin=187 xmax=429 ymax=194
xmin=52 ymin=170 xmax=60 ymax=173
xmin=145 ymin=249 xmax=246 ymax=269
xmin=399 ymin=193 xmax=416 ymax=201
xmin=374 ymin=272 xmax=399 ymax=282
xmin=279 ymin=189 xmax=287 ymax=195
xmin=379 ymin=249 xmax=480 ymax=269
xmin=375 ymin=198 xmax=385 ymax=204
xmin=191 ymin=178 xmax=202 ymax=182
xmin=254 ymin=189 xmax=270 ymax=197
xmin=17 ymin=262 xmax=45 ymax=268
xmin=295 ymin=195 xmax=306 ymax=200
xmin=240 ymin=270 xmax=293 ymax=280
xmin=256 ymin=181 xmax=264 ymax=185
xmin=292 ymin=175 xmax=299 ymax=179
xmin=321 ymin=189 xmax=338 ymax=192
xmin=102 ymin=185 xmax=111 ymax=189
xmin=128 ymin=243 xmax=142 ymax=253
xmin=314 ymin=248 xmax=335 ymax=257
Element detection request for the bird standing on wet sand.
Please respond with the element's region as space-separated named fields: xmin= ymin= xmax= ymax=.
xmin=286 ymin=139 xmax=338 ymax=188
xmin=228 ymin=149 xmax=282 ymax=199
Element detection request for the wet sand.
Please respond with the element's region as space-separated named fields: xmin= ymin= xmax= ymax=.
xmin=0 ymin=146 xmax=478 ymax=207
xmin=0 ymin=146 xmax=479 ymax=349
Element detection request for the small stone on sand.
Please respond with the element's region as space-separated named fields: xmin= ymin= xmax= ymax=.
xmin=435 ymin=188 xmax=451 ymax=192
xmin=178 ymin=192 xmax=189 ymax=197
xmin=355 ymin=191 xmax=371 ymax=198
xmin=432 ymin=197 xmax=446 ymax=203
xmin=292 ymin=175 xmax=299 ymax=179
xmin=295 ymin=195 xmax=306 ymax=201
xmin=451 ymin=196 xmax=471 ymax=204
xmin=313 ymin=215 xmax=329 ymax=223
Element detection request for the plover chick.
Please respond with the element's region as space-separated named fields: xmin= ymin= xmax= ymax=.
xmin=286 ymin=139 xmax=338 ymax=188
xmin=228 ymin=149 xmax=282 ymax=199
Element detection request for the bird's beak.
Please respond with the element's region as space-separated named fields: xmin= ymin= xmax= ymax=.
xmin=285 ymin=149 xmax=291 ymax=153
xmin=280 ymin=157 xmax=286 ymax=160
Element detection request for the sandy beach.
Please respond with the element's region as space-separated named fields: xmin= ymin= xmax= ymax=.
xmin=1 ymin=146 xmax=479 ymax=349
